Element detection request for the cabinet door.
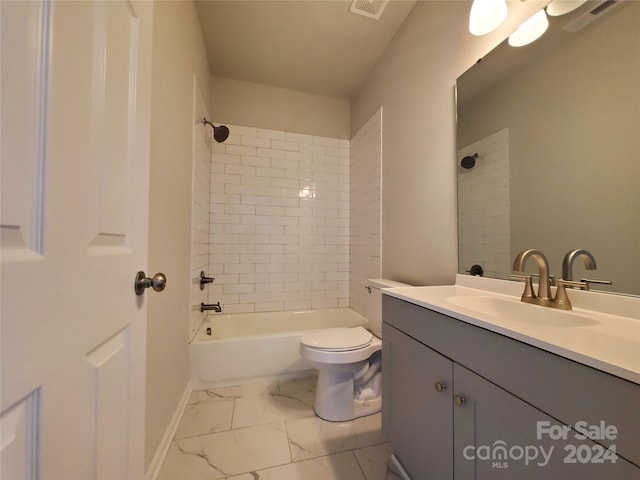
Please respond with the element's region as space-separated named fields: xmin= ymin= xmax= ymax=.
xmin=453 ymin=364 xmax=640 ymax=480
xmin=383 ymin=323 xmax=454 ymax=480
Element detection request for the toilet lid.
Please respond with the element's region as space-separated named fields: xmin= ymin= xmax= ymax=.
xmin=300 ymin=327 xmax=373 ymax=352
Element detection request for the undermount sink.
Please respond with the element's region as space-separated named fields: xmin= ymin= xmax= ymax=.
xmin=444 ymin=295 xmax=600 ymax=327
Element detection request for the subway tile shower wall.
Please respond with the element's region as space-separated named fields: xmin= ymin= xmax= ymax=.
xmin=349 ymin=109 xmax=382 ymax=318
xmin=209 ymin=125 xmax=350 ymax=314
xmin=457 ymin=127 xmax=510 ymax=280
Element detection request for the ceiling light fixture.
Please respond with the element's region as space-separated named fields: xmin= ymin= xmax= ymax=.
xmin=546 ymin=0 xmax=588 ymax=17
xmin=508 ymin=9 xmax=549 ymax=47
xmin=469 ymin=0 xmax=509 ymax=36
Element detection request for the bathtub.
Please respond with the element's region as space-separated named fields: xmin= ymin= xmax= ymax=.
xmin=190 ymin=308 xmax=368 ymax=389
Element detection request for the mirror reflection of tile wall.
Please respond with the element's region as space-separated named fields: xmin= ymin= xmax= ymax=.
xmin=458 ymin=128 xmax=510 ymax=279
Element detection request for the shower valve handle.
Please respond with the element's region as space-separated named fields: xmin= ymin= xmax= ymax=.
xmin=200 ymin=271 xmax=215 ymax=290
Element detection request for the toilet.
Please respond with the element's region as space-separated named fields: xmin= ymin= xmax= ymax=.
xmin=299 ymin=279 xmax=411 ymax=421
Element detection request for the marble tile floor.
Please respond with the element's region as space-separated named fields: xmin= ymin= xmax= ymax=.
xmin=158 ymin=376 xmax=402 ymax=480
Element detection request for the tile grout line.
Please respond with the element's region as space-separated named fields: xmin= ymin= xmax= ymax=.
xmin=231 ymin=447 xmax=384 ymax=479
xmin=230 ymin=394 xmax=237 ymax=431
xmin=351 ymin=449 xmax=369 ymax=480
xmin=160 ymin=381 xmax=390 ymax=480
xmin=283 ymin=415 xmax=294 ymax=464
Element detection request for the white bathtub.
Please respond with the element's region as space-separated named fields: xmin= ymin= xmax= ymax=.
xmin=189 ymin=308 xmax=368 ymax=389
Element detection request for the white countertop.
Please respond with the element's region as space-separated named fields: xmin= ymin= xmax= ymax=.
xmin=383 ymin=275 xmax=640 ymax=384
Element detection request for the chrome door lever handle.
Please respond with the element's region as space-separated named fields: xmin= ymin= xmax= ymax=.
xmin=135 ymin=271 xmax=167 ymax=295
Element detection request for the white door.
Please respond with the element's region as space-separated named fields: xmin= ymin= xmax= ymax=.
xmin=1 ymin=1 xmax=153 ymax=478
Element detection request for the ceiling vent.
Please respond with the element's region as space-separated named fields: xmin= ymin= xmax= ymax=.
xmin=562 ymin=0 xmax=622 ymax=32
xmin=349 ymin=0 xmax=390 ymax=20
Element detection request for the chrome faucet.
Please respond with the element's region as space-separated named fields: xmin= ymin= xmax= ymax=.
xmin=511 ymin=249 xmax=554 ymax=307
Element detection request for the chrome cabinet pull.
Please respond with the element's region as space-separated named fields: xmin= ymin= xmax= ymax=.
xmin=135 ymin=271 xmax=167 ymax=295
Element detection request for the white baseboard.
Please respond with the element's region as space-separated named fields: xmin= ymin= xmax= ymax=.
xmin=145 ymin=382 xmax=192 ymax=480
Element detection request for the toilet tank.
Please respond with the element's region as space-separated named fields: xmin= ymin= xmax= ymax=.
xmin=366 ymin=279 xmax=412 ymax=337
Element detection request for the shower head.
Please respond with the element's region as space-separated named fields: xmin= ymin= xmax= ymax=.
xmin=213 ymin=125 xmax=229 ymax=143
xmin=203 ymin=118 xmax=230 ymax=143
xmin=461 ymin=153 xmax=478 ymax=169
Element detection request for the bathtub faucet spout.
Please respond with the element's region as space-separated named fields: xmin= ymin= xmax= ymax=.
xmin=201 ymin=302 xmax=222 ymax=313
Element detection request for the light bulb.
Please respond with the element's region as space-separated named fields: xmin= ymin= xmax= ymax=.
xmin=469 ymin=0 xmax=508 ymax=36
xmin=508 ymin=9 xmax=549 ymax=47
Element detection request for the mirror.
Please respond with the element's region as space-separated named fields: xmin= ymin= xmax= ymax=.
xmin=456 ymin=0 xmax=639 ymax=296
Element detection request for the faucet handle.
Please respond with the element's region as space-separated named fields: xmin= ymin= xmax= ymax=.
xmin=580 ymin=278 xmax=612 ymax=291
xmin=557 ymin=279 xmax=588 ymax=290
xmin=554 ymin=278 xmax=593 ymax=310
xmin=510 ymin=274 xmax=536 ymax=300
xmin=199 ymin=271 xmax=215 ymax=290
xmin=532 ymin=273 xmax=556 ymax=286
xmin=553 ymin=280 xmax=579 ymax=310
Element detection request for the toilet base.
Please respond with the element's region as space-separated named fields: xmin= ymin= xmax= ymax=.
xmin=314 ymin=396 xmax=381 ymax=422
xmin=353 ymin=395 xmax=381 ymax=419
xmin=313 ymin=368 xmax=381 ymax=422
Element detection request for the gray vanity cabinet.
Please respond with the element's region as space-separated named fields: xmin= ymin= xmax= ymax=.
xmin=453 ymin=363 xmax=640 ymax=479
xmin=382 ymin=295 xmax=640 ymax=480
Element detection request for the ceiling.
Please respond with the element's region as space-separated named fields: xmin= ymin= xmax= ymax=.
xmin=194 ymin=0 xmax=417 ymax=99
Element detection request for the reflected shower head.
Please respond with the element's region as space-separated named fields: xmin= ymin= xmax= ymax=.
xmin=203 ymin=118 xmax=230 ymax=143
xmin=461 ymin=153 xmax=478 ymax=169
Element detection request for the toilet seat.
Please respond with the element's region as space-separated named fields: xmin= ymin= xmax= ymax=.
xmin=299 ymin=328 xmax=381 ymax=366
xmin=300 ymin=327 xmax=373 ymax=352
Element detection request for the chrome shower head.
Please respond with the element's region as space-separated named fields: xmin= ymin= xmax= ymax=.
xmin=203 ymin=118 xmax=230 ymax=143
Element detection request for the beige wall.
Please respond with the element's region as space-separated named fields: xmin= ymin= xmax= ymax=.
xmin=146 ymin=0 xmax=211 ymax=468
xmin=351 ymin=0 xmax=545 ymax=286
xmin=210 ymin=76 xmax=350 ymax=139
